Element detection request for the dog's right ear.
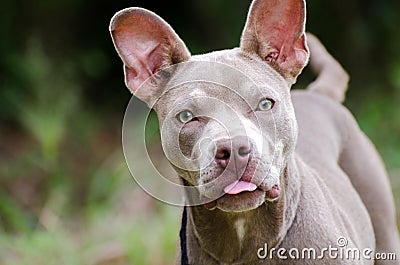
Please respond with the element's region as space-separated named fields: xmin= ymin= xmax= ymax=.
xmin=110 ymin=8 xmax=191 ymax=103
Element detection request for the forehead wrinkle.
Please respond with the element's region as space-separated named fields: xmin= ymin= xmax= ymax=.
xmin=189 ymin=89 xmax=207 ymax=98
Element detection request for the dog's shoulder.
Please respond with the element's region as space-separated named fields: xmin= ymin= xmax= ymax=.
xmin=291 ymin=89 xmax=360 ymax=155
xmin=291 ymin=89 xmax=354 ymax=122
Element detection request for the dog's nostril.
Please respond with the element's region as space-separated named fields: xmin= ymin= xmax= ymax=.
xmin=215 ymin=149 xmax=230 ymax=160
xmin=238 ymin=146 xmax=251 ymax=157
xmin=215 ymin=147 xmax=231 ymax=168
xmin=215 ymin=149 xmax=230 ymax=168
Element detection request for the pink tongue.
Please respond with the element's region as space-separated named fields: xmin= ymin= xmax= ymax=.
xmin=224 ymin=181 xmax=257 ymax=195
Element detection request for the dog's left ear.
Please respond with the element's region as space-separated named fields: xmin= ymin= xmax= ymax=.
xmin=241 ymin=0 xmax=309 ymax=84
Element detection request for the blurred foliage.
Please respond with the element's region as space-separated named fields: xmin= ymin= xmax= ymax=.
xmin=0 ymin=0 xmax=399 ymax=264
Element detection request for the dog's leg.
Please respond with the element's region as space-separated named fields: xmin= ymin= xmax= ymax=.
xmin=339 ymin=117 xmax=400 ymax=264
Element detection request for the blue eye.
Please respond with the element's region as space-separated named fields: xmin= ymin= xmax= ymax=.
xmin=177 ymin=110 xmax=195 ymax=123
xmin=258 ymin=98 xmax=275 ymax=111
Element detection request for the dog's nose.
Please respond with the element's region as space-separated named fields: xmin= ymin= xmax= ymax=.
xmin=215 ymin=137 xmax=252 ymax=168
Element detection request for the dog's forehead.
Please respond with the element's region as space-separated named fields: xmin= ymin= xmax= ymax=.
xmin=190 ymin=48 xmax=289 ymax=91
xmin=153 ymin=49 xmax=289 ymax=112
xmin=176 ymin=82 xmax=252 ymax=111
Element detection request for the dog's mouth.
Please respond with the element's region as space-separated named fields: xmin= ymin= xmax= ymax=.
xmin=224 ymin=180 xmax=280 ymax=199
xmin=203 ymin=180 xmax=280 ymax=212
xmin=198 ymin=154 xmax=282 ymax=212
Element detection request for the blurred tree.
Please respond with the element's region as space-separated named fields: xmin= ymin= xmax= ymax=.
xmin=0 ymin=0 xmax=399 ymax=246
xmin=1 ymin=0 xmax=399 ymax=115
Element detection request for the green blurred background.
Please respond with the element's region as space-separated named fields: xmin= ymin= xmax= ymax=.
xmin=0 ymin=0 xmax=399 ymax=264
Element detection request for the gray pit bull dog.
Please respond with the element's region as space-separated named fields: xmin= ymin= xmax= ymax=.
xmin=109 ymin=0 xmax=400 ymax=264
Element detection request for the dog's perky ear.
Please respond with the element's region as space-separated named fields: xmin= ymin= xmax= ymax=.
xmin=110 ymin=8 xmax=190 ymax=103
xmin=240 ymin=0 xmax=309 ymax=84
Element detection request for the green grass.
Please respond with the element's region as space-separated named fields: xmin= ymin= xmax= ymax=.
xmin=0 ymin=40 xmax=180 ymax=265
xmin=0 ymin=190 xmax=181 ymax=265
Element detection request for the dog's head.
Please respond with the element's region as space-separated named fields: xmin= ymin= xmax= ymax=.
xmin=110 ymin=0 xmax=309 ymax=212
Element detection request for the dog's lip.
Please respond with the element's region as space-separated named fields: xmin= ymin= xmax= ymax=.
xmin=210 ymin=189 xmax=266 ymax=212
xmin=204 ymin=189 xmax=264 ymax=211
xmin=265 ymin=184 xmax=280 ymax=201
xmin=203 ymin=186 xmax=263 ymax=209
xmin=204 ymin=200 xmax=218 ymax=210
xmin=203 ymin=183 xmax=280 ymax=210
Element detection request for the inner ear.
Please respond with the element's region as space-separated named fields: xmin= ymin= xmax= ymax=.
xmin=110 ymin=8 xmax=191 ymax=104
xmin=240 ymin=0 xmax=309 ymax=84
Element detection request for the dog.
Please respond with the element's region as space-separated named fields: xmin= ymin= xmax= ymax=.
xmin=109 ymin=0 xmax=400 ymax=264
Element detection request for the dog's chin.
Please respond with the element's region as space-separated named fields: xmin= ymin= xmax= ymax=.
xmin=212 ymin=189 xmax=266 ymax=212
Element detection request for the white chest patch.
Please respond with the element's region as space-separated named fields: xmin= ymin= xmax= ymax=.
xmin=235 ymin=218 xmax=246 ymax=244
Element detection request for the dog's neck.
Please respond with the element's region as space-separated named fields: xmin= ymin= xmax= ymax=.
xmin=185 ymin=155 xmax=302 ymax=264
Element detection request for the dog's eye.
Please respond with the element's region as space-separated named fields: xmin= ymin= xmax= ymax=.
xmin=177 ymin=110 xmax=195 ymax=123
xmin=258 ymin=98 xmax=275 ymax=111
